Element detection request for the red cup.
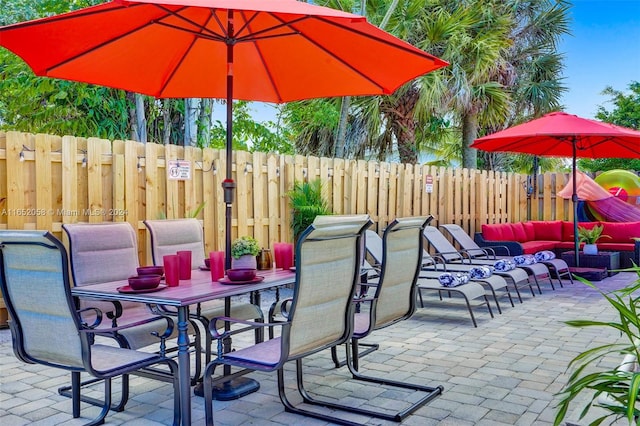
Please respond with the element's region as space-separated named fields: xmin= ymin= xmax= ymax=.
xmin=281 ymin=243 xmax=294 ymax=270
xmin=177 ymin=250 xmax=192 ymax=280
xmin=273 ymin=243 xmax=283 ymax=269
xmin=163 ymin=254 xmax=180 ymax=287
xmin=209 ymin=251 xmax=224 ymax=281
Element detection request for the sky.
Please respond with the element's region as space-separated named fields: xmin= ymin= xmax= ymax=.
xmin=238 ymin=0 xmax=640 ymax=123
xmin=558 ymin=0 xmax=640 ymax=119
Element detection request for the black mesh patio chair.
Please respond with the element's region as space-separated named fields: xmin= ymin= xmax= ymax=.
xmin=0 ymin=230 xmax=180 ymax=426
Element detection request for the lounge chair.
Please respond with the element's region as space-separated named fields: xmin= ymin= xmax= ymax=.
xmin=203 ymin=216 xmax=378 ymax=425
xmin=143 ymin=219 xmax=265 ymax=362
xmin=422 ymin=226 xmax=537 ymax=303
xmin=0 ymin=230 xmax=180 ymax=426
xmin=439 ymin=223 xmax=574 ymax=287
xmin=365 ymin=229 xmax=495 ymax=326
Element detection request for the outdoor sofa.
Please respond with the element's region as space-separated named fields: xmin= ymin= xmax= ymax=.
xmin=475 ymin=220 xmax=640 ymax=268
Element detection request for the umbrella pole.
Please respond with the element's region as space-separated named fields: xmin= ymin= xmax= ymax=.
xmin=572 ymin=141 xmax=580 ymax=267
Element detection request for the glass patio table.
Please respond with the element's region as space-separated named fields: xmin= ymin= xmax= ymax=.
xmin=71 ymin=268 xmax=296 ymax=425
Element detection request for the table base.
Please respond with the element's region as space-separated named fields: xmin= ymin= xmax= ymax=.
xmin=193 ymin=377 xmax=260 ymax=400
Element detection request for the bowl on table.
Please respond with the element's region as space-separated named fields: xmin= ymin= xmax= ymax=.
xmin=226 ymin=268 xmax=257 ymax=282
xmin=137 ymin=266 xmax=164 ymax=276
xmin=128 ymin=274 xmax=162 ymax=290
xmin=204 ymin=258 xmax=210 ymax=268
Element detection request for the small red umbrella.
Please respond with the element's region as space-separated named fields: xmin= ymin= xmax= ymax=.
xmin=0 ymin=0 xmax=447 ymax=269
xmin=471 ymin=111 xmax=640 ymax=264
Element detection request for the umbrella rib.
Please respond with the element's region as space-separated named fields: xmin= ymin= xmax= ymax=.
xmin=153 ymin=4 xmax=225 ymax=39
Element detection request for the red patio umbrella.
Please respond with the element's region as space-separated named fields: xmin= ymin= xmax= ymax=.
xmin=0 ymin=0 xmax=447 ymax=270
xmin=471 ymin=111 xmax=640 ymax=265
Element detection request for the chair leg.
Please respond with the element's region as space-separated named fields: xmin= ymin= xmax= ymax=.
xmin=276 ymin=366 xmax=362 ymax=426
xmin=293 ymin=352 xmax=443 ymax=423
xmin=58 ymin=373 xmax=130 ymax=413
xmin=331 ymin=341 xmax=379 ymax=369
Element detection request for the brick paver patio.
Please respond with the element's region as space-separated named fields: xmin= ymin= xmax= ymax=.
xmin=1 ymin=272 xmax=636 ymax=425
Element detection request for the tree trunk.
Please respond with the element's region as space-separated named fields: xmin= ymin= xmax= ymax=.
xmin=127 ymin=92 xmax=138 ymax=141
xmin=395 ymin=121 xmax=418 ymax=164
xmin=135 ymin=94 xmax=147 ymax=143
xmin=162 ymin=99 xmax=172 ymax=145
xmin=184 ymin=98 xmax=200 ymax=147
xmin=199 ymin=99 xmax=212 ymax=147
xmin=461 ymin=112 xmax=478 ymax=169
xmin=335 ymin=96 xmax=350 ymax=157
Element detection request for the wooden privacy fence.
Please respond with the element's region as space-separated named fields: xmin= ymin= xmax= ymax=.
xmin=0 ymin=130 xmax=574 ymax=265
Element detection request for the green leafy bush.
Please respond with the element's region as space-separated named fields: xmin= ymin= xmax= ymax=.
xmin=287 ymin=179 xmax=331 ymax=241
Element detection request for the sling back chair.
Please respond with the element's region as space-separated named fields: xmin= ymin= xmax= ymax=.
xmin=143 ymin=219 xmax=264 ymax=358
xmin=364 ymin=228 xmax=494 ymax=327
xmin=203 ymin=216 xmax=375 ymax=425
xmin=62 ymin=222 xmax=186 ymax=408
xmin=0 ymin=230 xmax=180 ymax=426
xmin=423 ymin=225 xmax=537 ymax=303
xmin=439 ymin=223 xmax=573 ymax=287
xmin=333 ymin=216 xmax=445 ymax=421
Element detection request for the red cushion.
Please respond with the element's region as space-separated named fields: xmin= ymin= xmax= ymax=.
xmin=521 ymin=241 xmax=557 ymax=253
xmin=596 ymin=242 xmax=635 ymax=251
xmin=511 ymin=223 xmax=527 ymax=242
xmin=600 ymin=221 xmax=640 ymax=243
xmin=532 ymin=221 xmax=562 ymax=241
xmin=482 ymin=224 xmax=502 ymax=241
xmin=499 ymin=223 xmax=515 ymax=240
xmin=522 ymin=222 xmax=535 ymax=240
xmin=562 ymin=221 xmax=599 ymax=242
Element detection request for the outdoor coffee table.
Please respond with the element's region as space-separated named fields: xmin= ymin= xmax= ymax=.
xmin=561 ymin=250 xmax=620 ymax=276
xmin=71 ymin=268 xmax=296 ymax=426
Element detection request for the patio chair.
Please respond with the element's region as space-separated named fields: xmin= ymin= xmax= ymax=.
xmin=439 ymin=223 xmax=574 ymax=287
xmin=425 ymin=225 xmax=552 ymax=292
xmin=62 ymin=222 xmax=190 ymax=407
xmin=365 ymin=228 xmax=495 ymax=327
xmin=143 ymin=219 xmax=264 ymax=358
xmin=422 ymin=226 xmax=536 ymax=303
xmin=0 ymin=230 xmax=180 ymax=426
xmin=203 ymin=216 xmax=378 ymax=425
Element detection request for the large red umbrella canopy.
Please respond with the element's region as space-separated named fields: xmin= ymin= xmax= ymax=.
xmin=0 ymin=0 xmax=446 ymax=273
xmin=471 ymin=111 xmax=640 ymax=265
xmin=0 ymin=0 xmax=447 ymax=101
xmin=471 ymin=111 xmax=640 ymax=158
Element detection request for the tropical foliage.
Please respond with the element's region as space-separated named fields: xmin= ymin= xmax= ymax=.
xmin=579 ymin=81 xmax=640 ymax=173
xmin=287 ymin=179 xmax=331 ymax=241
xmin=554 ymin=271 xmax=640 ymax=426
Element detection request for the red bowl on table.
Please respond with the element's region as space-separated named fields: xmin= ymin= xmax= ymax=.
xmin=137 ymin=266 xmax=164 ymax=276
xmin=226 ymin=268 xmax=257 ymax=282
xmin=128 ymin=274 xmax=162 ymax=290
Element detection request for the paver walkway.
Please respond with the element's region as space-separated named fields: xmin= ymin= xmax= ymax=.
xmin=0 ymin=272 xmax=636 ymax=425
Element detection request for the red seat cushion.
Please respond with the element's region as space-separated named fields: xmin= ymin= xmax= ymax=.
xmin=511 ymin=223 xmax=527 ymax=242
xmin=532 ymin=221 xmax=562 ymax=241
xmin=482 ymin=224 xmax=503 ymax=241
xmin=522 ymin=222 xmax=535 ymax=240
xmin=521 ymin=241 xmax=557 ymax=254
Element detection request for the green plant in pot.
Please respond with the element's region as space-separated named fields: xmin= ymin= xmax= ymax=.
xmin=578 ymin=224 xmax=610 ymax=255
xmin=230 ymin=236 xmax=260 ymax=269
xmin=287 ymin=179 xmax=331 ymax=242
xmin=554 ymin=270 xmax=640 ymax=425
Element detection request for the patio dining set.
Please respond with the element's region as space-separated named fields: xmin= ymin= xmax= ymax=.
xmin=0 ymin=215 xmax=579 ymax=425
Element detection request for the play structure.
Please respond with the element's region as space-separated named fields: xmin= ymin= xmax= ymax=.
xmin=558 ymin=170 xmax=640 ymax=222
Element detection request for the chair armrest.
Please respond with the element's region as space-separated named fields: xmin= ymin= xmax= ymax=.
xmin=209 ymin=316 xmax=284 ymax=339
xmin=474 ymin=232 xmax=522 ymax=256
xmin=77 ymin=307 xmax=103 ymax=329
xmin=438 ymin=250 xmax=471 ymax=263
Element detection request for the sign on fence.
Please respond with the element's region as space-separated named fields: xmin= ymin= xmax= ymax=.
xmin=168 ymin=160 xmax=191 ymax=180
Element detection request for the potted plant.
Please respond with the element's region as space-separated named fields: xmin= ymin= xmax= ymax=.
xmin=554 ymin=270 xmax=640 ymax=426
xmin=230 ymin=236 xmax=260 ymax=269
xmin=287 ymin=179 xmax=331 ymax=242
xmin=578 ymin=224 xmax=610 ymax=255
